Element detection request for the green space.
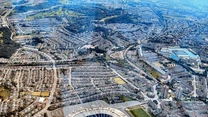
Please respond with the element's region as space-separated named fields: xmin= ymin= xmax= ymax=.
xmin=27 ymin=7 xmax=84 ymax=20
xmin=0 ymin=27 xmax=20 ymax=58
xmin=121 ymin=95 xmax=133 ymax=102
xmin=105 ymin=56 xmax=111 ymax=61
xmin=130 ymin=108 xmax=150 ymax=117
xmin=149 ymin=70 xmax=160 ymax=78
xmin=0 ymin=32 xmax=3 ymax=37
xmin=0 ymin=10 xmax=5 ymax=15
xmin=0 ymin=87 xmax=10 ymax=100
xmin=102 ymin=98 xmax=110 ymax=104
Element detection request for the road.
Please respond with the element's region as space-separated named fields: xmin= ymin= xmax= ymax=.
xmin=68 ymin=67 xmax=72 ymax=86
xmin=68 ymin=67 xmax=83 ymax=104
xmin=121 ymin=45 xmax=161 ymax=101
xmin=23 ymin=47 xmax=58 ymax=117
xmin=205 ymin=79 xmax=208 ymax=98
xmin=91 ymin=78 xmax=102 ymax=94
xmin=192 ymin=75 xmax=198 ymax=97
xmin=123 ymin=45 xmax=156 ymax=82
xmin=17 ymin=70 xmax=22 ymax=98
xmin=0 ymin=100 xmax=6 ymax=114
xmin=123 ymin=45 xmax=146 ymax=75
xmin=1 ymin=7 xmax=15 ymax=27
xmin=110 ymin=67 xmax=149 ymax=100
xmin=111 ymin=101 xmax=147 ymax=113
xmin=152 ymin=84 xmax=161 ymax=108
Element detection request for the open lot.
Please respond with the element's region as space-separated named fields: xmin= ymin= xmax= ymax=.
xmin=113 ymin=77 xmax=126 ymax=85
xmin=0 ymin=87 xmax=10 ymax=100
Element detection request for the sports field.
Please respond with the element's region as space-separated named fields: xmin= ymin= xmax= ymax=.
xmin=130 ymin=108 xmax=150 ymax=117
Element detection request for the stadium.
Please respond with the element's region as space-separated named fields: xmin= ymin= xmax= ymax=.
xmin=87 ymin=113 xmax=113 ymax=117
xmin=62 ymin=101 xmax=128 ymax=117
xmin=49 ymin=100 xmax=142 ymax=117
xmin=67 ymin=106 xmax=128 ymax=117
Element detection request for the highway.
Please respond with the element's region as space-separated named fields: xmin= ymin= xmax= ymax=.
xmin=1 ymin=7 xmax=15 ymax=27
xmin=123 ymin=45 xmax=156 ymax=82
xmin=121 ymin=44 xmax=163 ymax=102
xmin=123 ymin=45 xmax=146 ymax=75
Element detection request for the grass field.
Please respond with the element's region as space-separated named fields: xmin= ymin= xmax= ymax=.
xmin=149 ymin=70 xmax=160 ymax=78
xmin=0 ymin=87 xmax=10 ymax=100
xmin=41 ymin=92 xmax=50 ymax=97
xmin=32 ymin=91 xmax=50 ymax=97
xmin=121 ymin=96 xmax=133 ymax=102
xmin=102 ymin=98 xmax=110 ymax=104
xmin=32 ymin=92 xmax=41 ymax=96
xmin=130 ymin=108 xmax=150 ymax=117
xmin=114 ymin=77 xmax=126 ymax=85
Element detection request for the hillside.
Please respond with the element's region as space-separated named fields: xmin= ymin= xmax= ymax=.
xmin=0 ymin=27 xmax=20 ymax=58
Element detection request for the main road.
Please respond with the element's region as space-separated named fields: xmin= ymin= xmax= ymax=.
xmin=110 ymin=67 xmax=150 ymax=100
xmin=123 ymin=45 xmax=146 ymax=75
xmin=1 ymin=7 xmax=15 ymax=27
xmin=192 ymin=75 xmax=198 ymax=98
xmin=123 ymin=45 xmax=156 ymax=82
xmin=23 ymin=47 xmax=58 ymax=117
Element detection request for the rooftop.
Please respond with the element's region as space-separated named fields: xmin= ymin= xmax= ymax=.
xmin=161 ymin=47 xmax=199 ymax=61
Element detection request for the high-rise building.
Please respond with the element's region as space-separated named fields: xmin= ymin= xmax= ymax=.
xmin=175 ymin=87 xmax=183 ymax=100
xmin=202 ymin=78 xmax=208 ymax=98
xmin=161 ymin=86 xmax=168 ymax=99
